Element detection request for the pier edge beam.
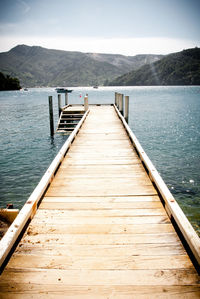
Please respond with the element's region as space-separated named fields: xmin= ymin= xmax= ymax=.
xmin=48 ymin=96 xmax=54 ymax=136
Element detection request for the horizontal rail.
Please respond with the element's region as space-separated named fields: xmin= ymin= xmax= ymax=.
xmin=114 ymin=104 xmax=200 ymax=268
xmin=0 ymin=108 xmax=90 ymax=270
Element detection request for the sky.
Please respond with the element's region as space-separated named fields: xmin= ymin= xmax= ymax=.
xmin=0 ymin=0 xmax=199 ymax=56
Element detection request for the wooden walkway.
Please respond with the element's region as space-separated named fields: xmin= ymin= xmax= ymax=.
xmin=0 ymin=105 xmax=200 ymax=298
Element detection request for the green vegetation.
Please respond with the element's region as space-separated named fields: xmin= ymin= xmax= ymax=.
xmin=107 ymin=48 xmax=200 ymax=86
xmin=0 ymin=45 xmax=162 ymax=87
xmin=0 ymin=72 xmax=21 ymax=90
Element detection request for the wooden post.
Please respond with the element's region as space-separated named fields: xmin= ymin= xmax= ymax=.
xmin=125 ymin=95 xmax=129 ymax=123
xmin=65 ymin=92 xmax=68 ymax=106
xmin=121 ymin=93 xmax=124 ymax=116
xmin=48 ymin=96 xmax=54 ymax=136
xmin=116 ymin=93 xmax=119 ymax=109
xmin=115 ymin=92 xmax=117 ymax=106
xmin=119 ymin=93 xmax=123 ymax=115
xmin=117 ymin=93 xmax=120 ymax=109
xmin=58 ymin=94 xmax=62 ymax=116
xmin=84 ymin=94 xmax=89 ymax=111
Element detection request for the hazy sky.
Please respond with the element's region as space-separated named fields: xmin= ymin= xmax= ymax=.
xmin=0 ymin=0 xmax=199 ymax=55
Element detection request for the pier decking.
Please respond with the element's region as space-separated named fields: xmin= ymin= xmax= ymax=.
xmin=0 ymin=104 xmax=199 ymax=298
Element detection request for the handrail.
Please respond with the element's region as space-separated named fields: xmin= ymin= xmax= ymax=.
xmin=0 ymin=108 xmax=90 ymax=270
xmin=114 ymin=104 xmax=200 ymax=268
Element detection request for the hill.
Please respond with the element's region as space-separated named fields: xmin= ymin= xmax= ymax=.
xmin=107 ymin=48 xmax=200 ymax=86
xmin=0 ymin=45 xmax=162 ymax=87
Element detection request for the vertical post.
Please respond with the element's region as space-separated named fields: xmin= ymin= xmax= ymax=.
xmin=48 ymin=96 xmax=54 ymax=136
xmin=119 ymin=93 xmax=123 ymax=115
xmin=116 ymin=93 xmax=119 ymax=109
xmin=65 ymin=92 xmax=68 ymax=106
xmin=121 ymin=94 xmax=124 ymax=116
xmin=58 ymin=94 xmax=62 ymax=116
xmin=84 ymin=94 xmax=88 ymax=111
xmin=125 ymin=95 xmax=129 ymax=123
xmin=115 ymin=92 xmax=117 ymax=106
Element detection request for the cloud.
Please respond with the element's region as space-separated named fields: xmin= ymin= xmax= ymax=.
xmin=0 ymin=35 xmax=199 ymax=55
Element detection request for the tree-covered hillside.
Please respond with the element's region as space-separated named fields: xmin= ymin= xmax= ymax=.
xmin=0 ymin=45 xmax=162 ymax=87
xmin=108 ymin=48 xmax=200 ymax=86
xmin=0 ymin=72 xmax=21 ymax=90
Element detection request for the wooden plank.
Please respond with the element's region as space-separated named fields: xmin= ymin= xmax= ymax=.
xmin=49 ymin=177 xmax=153 ymax=188
xmin=28 ymin=215 xmax=170 ymax=225
xmin=76 ymin=133 xmax=129 ymax=140
xmin=46 ymin=185 xmax=157 ymax=197
xmin=26 ymin=223 xmax=175 ymax=234
xmin=42 ymin=195 xmax=160 ymax=202
xmin=60 ymin=158 xmax=141 ymax=165
xmin=59 ymin=164 xmax=146 ymax=173
xmin=39 ymin=200 xmax=163 ymax=210
xmin=13 ymin=243 xmax=187 ymax=257
xmin=34 ymin=208 xmax=166 ymax=217
xmin=1 ymin=268 xmax=199 ymax=286
xmin=66 ymin=152 xmax=139 ymax=159
xmin=21 ymin=232 xmax=181 ymax=245
xmin=0 ymin=285 xmax=199 ymax=299
xmin=7 ymin=254 xmax=193 ymax=270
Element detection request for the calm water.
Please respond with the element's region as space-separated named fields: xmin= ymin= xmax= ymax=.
xmin=0 ymin=86 xmax=199 ymax=234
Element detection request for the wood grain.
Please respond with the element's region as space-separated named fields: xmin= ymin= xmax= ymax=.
xmin=0 ymin=105 xmax=199 ymax=297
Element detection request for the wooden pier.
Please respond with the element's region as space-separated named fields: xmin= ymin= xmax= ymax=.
xmin=0 ymin=100 xmax=200 ymax=298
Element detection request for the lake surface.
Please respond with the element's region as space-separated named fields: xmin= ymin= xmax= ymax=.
xmin=0 ymin=86 xmax=199 ymax=235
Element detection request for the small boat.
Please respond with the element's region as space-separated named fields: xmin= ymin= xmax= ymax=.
xmin=55 ymin=88 xmax=73 ymax=93
xmin=24 ymin=88 xmax=28 ymax=91
xmin=93 ymin=86 xmax=98 ymax=89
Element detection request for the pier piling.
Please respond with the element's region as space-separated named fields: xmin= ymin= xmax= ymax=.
xmin=58 ymin=94 xmax=62 ymax=116
xmin=125 ymin=95 xmax=129 ymax=123
xmin=48 ymin=96 xmax=54 ymax=136
xmin=65 ymin=92 xmax=68 ymax=106
xmin=84 ymin=94 xmax=89 ymax=111
xmin=118 ymin=93 xmax=123 ymax=115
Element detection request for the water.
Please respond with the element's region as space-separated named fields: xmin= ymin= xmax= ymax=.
xmin=0 ymin=86 xmax=199 ymax=235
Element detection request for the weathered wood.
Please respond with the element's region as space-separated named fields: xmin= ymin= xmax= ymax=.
xmin=48 ymin=96 xmax=54 ymax=136
xmin=0 ymin=104 xmax=199 ymax=297
xmin=34 ymin=208 xmax=166 ymax=217
xmin=84 ymin=94 xmax=88 ymax=111
xmin=58 ymin=94 xmax=62 ymax=116
xmin=22 ymin=232 xmax=180 ymax=245
xmin=0 ymin=108 xmax=89 ymax=269
xmin=7 ymin=254 xmax=193 ymax=270
xmin=114 ymin=103 xmax=200 ymax=268
xmin=1 ymin=268 xmax=199 ymax=285
xmin=0 ymin=285 xmax=199 ymax=298
xmin=14 ymin=243 xmax=186 ymax=256
xmin=42 ymin=195 xmax=160 ymax=202
xmin=65 ymin=92 xmax=68 ymax=106
xmin=26 ymin=223 xmax=174 ymax=234
xmin=124 ymin=95 xmax=129 ymax=123
xmin=39 ymin=199 xmax=163 ymax=210
xmin=29 ymin=215 xmax=171 ymax=225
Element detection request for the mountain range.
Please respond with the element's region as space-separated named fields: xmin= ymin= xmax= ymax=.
xmin=107 ymin=47 xmax=200 ymax=86
xmin=0 ymin=45 xmax=162 ymax=87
